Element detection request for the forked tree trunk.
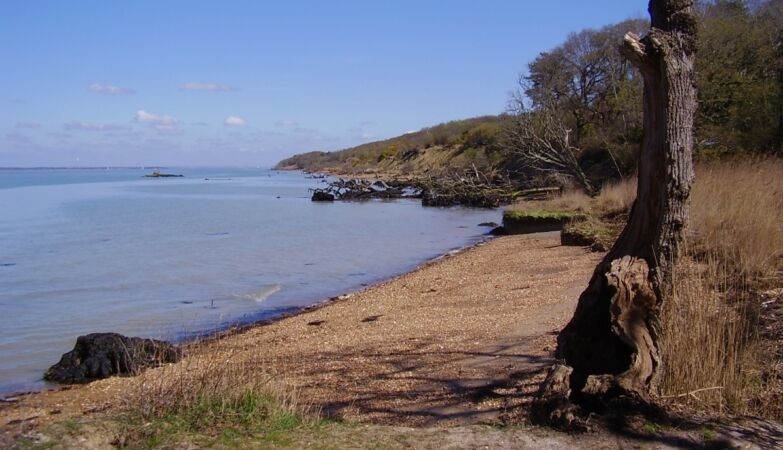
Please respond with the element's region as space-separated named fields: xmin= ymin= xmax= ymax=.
xmin=553 ymin=0 xmax=697 ymax=401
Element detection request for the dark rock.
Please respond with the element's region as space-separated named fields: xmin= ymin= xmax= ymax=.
xmin=311 ymin=191 xmax=335 ymax=202
xmin=560 ymin=229 xmax=594 ymax=247
xmin=44 ymin=333 xmax=181 ymax=384
xmin=561 ymin=228 xmax=609 ymax=251
xmin=144 ymin=171 xmax=183 ymax=178
xmin=478 ymin=222 xmax=499 ymax=227
xmin=489 ymin=226 xmax=508 ymax=236
xmin=503 ymin=216 xmax=565 ymax=234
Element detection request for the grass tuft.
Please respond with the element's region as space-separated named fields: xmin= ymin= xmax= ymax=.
xmin=115 ymin=338 xmax=316 ymax=448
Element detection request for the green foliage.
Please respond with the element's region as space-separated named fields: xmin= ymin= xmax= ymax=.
xmin=460 ymin=123 xmax=502 ymax=151
xmin=274 ymin=116 xmax=504 ymax=173
xmin=378 ymin=143 xmax=398 ymax=161
xmin=522 ymin=19 xmax=647 ymax=152
xmin=695 ymin=0 xmax=783 ymax=154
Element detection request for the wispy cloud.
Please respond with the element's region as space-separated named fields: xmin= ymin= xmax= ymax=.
xmin=5 ymin=131 xmax=34 ymax=145
xmin=87 ymin=83 xmax=134 ymax=95
xmin=47 ymin=131 xmax=72 ymax=140
xmin=64 ymin=121 xmax=130 ymax=132
xmin=180 ymin=82 xmax=236 ymax=92
xmin=224 ymin=115 xmax=247 ymax=127
xmin=134 ymin=110 xmax=178 ymax=132
xmin=15 ymin=121 xmax=42 ymax=129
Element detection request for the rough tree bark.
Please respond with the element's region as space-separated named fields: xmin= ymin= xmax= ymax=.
xmin=550 ymin=0 xmax=697 ymax=404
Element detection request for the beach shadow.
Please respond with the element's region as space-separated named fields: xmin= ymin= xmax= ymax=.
xmin=284 ymin=336 xmax=554 ymax=427
xmin=280 ymin=333 xmax=783 ymax=449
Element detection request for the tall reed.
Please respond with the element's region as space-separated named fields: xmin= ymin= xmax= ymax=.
xmin=659 ymin=158 xmax=783 ymax=419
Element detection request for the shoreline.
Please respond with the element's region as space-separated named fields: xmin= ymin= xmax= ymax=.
xmin=0 ymin=234 xmax=498 ymax=401
xmin=176 ymin=233 xmax=497 ymax=350
xmin=1 ymin=232 xmax=602 ymax=430
xmin=0 ymin=167 xmax=503 ymax=399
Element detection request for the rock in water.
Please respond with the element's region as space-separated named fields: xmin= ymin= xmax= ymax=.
xmin=44 ymin=333 xmax=181 ymax=384
xmin=311 ymin=190 xmax=335 ymax=201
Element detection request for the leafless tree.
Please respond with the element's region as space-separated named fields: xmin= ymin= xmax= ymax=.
xmin=504 ymin=105 xmax=595 ymax=194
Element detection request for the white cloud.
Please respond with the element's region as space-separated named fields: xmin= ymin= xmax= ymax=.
xmin=87 ymin=83 xmax=134 ymax=95
xmin=224 ymin=115 xmax=247 ymax=127
xmin=64 ymin=121 xmax=130 ymax=132
xmin=134 ymin=110 xmax=178 ymax=132
xmin=180 ymin=82 xmax=235 ymax=92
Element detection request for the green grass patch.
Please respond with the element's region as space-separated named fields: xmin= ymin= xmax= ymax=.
xmin=115 ymin=391 xmax=308 ymax=449
xmin=503 ymin=209 xmax=584 ymax=222
xmin=560 ymin=216 xmax=623 ymax=251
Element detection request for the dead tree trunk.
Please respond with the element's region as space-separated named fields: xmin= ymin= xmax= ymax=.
xmin=553 ymin=0 xmax=697 ymax=402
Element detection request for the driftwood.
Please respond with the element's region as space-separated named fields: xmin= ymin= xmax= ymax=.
xmin=311 ymin=178 xmax=422 ymax=202
xmin=310 ymin=167 xmax=559 ymax=208
xmin=419 ymin=169 xmax=522 ymax=208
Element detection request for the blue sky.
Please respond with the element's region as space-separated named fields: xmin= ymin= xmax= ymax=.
xmin=1 ymin=1 xmax=648 ymax=167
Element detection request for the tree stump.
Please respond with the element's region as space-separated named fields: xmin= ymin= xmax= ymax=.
xmin=536 ymin=0 xmax=698 ymax=420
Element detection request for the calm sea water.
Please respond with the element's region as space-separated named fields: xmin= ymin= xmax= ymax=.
xmin=0 ymin=168 xmax=500 ymax=394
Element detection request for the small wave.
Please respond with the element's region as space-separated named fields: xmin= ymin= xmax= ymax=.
xmin=239 ymin=284 xmax=282 ymax=302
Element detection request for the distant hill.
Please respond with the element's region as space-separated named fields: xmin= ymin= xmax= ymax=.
xmin=275 ymin=116 xmax=506 ymax=176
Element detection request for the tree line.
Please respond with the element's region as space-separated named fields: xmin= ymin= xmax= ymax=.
xmin=503 ymin=0 xmax=783 ymax=193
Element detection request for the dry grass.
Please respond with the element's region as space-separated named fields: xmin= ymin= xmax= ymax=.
xmin=689 ymin=158 xmax=783 ymax=281
xmin=118 ymin=337 xmax=314 ymax=446
xmin=592 ymin=177 xmax=637 ymax=217
xmin=660 ymin=158 xmax=783 ymax=419
xmin=508 ymin=177 xmax=636 ymax=218
xmin=511 ymin=159 xmax=782 ymax=419
xmin=660 ymin=255 xmax=763 ymax=416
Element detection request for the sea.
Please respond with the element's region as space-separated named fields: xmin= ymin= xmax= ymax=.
xmin=0 ymin=167 xmax=500 ymax=395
